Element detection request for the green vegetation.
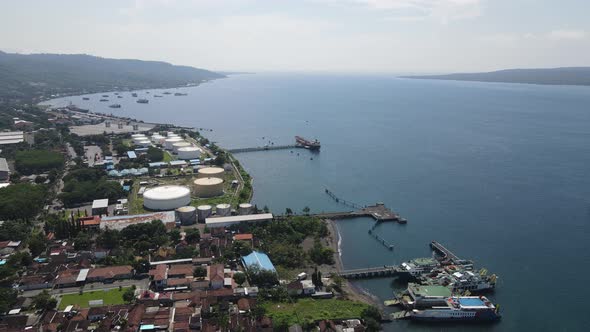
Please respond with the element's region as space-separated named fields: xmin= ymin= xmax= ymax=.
xmin=0 ymin=183 xmax=46 ymax=220
xmin=33 ymin=290 xmax=58 ymax=311
xmin=0 ymin=219 xmax=32 ymax=241
xmin=0 ymin=51 xmax=224 ymax=103
xmin=147 ymin=146 xmax=164 ymax=162
xmin=262 ymin=299 xmax=369 ymax=328
xmin=59 ymin=167 xmax=125 ymax=207
xmin=58 ymin=288 xmax=131 ymax=310
xmin=162 ymin=150 xmax=174 ymax=162
xmin=15 ymin=150 xmax=64 ymax=175
xmin=0 ymin=288 xmax=17 ymax=314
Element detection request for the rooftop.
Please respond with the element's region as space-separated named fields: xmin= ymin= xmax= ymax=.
xmin=242 ymin=251 xmax=276 ymax=272
xmin=409 ymin=284 xmax=452 ymax=298
xmin=92 ymin=199 xmax=109 ymax=209
xmin=205 ymin=213 xmax=273 ymax=226
xmin=0 ymin=158 xmax=9 ymax=172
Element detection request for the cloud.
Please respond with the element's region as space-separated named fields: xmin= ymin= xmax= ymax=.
xmin=547 ymin=29 xmax=586 ymax=41
xmin=352 ymin=0 xmax=484 ymax=22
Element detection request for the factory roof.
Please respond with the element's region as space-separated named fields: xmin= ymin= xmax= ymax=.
xmin=205 ymin=213 xmax=273 ymax=226
xmin=92 ymin=199 xmax=109 ymax=209
xmin=169 ymin=160 xmax=187 ymax=167
xmin=242 ymin=251 xmax=276 ymax=272
xmin=0 ymin=131 xmax=24 ymax=145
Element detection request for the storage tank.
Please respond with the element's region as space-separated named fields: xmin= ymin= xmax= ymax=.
xmin=143 ymin=185 xmax=191 ymax=210
xmin=177 ymin=147 xmax=201 ymax=160
xmin=239 ymin=203 xmax=253 ymax=215
xmin=172 ymin=141 xmax=192 ymax=153
xmin=176 ymin=206 xmax=197 ymax=225
xmin=197 ymin=205 xmax=212 ymax=223
xmin=132 ymin=134 xmax=145 ymax=139
xmin=216 ymin=203 xmax=231 ymax=216
xmin=151 ymin=135 xmax=165 ymax=144
xmin=137 ymin=140 xmax=151 ymax=147
xmin=197 ymin=167 xmax=225 ymax=178
xmin=164 ymin=137 xmax=183 ymax=150
xmin=193 ymin=177 xmax=224 ymax=198
xmin=133 ymin=136 xmax=148 ymax=144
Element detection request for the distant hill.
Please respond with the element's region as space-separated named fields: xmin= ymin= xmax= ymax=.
xmin=0 ymin=51 xmax=225 ymax=103
xmin=401 ymin=67 xmax=590 ymax=86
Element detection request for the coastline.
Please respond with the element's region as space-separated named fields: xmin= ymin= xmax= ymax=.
xmin=324 ymin=218 xmax=384 ymax=310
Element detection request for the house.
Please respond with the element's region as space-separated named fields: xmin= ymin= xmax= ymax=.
xmin=87 ymin=306 xmax=108 ymax=322
xmin=86 ymin=265 xmax=133 ymax=282
xmin=301 ymin=280 xmax=316 ymax=295
xmin=167 ymin=264 xmax=193 ymax=279
xmin=91 ymin=199 xmax=109 ymax=216
xmin=17 ymin=274 xmax=54 ymax=291
xmin=149 ymin=264 xmax=168 ymax=289
xmin=208 ymin=264 xmax=225 ymax=290
xmin=286 ymin=280 xmax=303 ymax=296
xmin=54 ymin=269 xmax=81 ymax=288
xmin=78 ymin=216 xmax=101 ymax=231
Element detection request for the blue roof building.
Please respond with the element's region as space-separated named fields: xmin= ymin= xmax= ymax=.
xmin=242 ymin=251 xmax=276 ymax=273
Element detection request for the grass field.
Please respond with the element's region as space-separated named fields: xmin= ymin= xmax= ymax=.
xmin=58 ymin=287 xmax=130 ymax=310
xmin=262 ymin=298 xmax=369 ymax=326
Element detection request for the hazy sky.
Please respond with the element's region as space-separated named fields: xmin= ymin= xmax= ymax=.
xmin=1 ymin=0 xmax=589 ymax=73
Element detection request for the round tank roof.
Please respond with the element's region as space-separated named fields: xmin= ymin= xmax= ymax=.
xmin=144 ymin=185 xmax=190 ymax=200
xmin=165 ymin=137 xmax=183 ymax=142
xmin=198 ymin=167 xmax=224 ymax=175
xmin=239 ymin=203 xmax=253 ymax=208
xmin=197 ymin=205 xmax=212 ymax=210
xmin=178 ymin=146 xmax=201 ymax=152
xmin=194 ymin=177 xmax=223 ymax=186
xmin=176 ymin=206 xmax=196 ymax=212
xmin=216 ymin=203 xmax=231 ymax=209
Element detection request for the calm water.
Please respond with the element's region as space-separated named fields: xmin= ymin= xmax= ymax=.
xmin=48 ymin=74 xmax=590 ymax=331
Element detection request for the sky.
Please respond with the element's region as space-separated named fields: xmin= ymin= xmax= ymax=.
xmin=1 ymin=0 xmax=589 ymax=73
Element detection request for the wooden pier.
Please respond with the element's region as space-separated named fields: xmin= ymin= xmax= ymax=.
xmin=314 ymin=203 xmax=403 ymax=222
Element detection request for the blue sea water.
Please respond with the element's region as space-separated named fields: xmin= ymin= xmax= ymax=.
xmin=48 ymin=73 xmax=590 ymax=331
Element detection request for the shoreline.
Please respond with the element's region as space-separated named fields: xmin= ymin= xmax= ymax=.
xmin=324 ymin=218 xmax=384 ymax=310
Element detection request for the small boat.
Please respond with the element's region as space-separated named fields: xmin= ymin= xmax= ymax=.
xmin=174 ymin=92 xmax=188 ymax=96
xmin=131 ymin=93 xmax=138 ymax=97
xmin=109 ymin=104 xmax=121 ymax=108
xmin=136 ymin=99 xmax=149 ymax=104
xmin=163 ymin=92 xmax=171 ymax=95
xmin=82 ymin=97 xmax=90 ymax=100
xmin=154 ymin=95 xmax=163 ymax=97
xmin=102 ymin=94 xmax=109 ymax=97
xmin=99 ymin=99 xmax=108 ymax=102
xmin=117 ymin=96 xmax=123 ymax=99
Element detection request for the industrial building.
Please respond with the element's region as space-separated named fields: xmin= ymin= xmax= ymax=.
xmin=177 ymin=146 xmax=201 ymax=160
xmin=193 ymin=177 xmax=224 ymax=198
xmin=0 ymin=158 xmax=9 ymax=182
xmin=100 ymin=211 xmax=176 ymax=231
xmin=205 ymin=213 xmax=273 ymax=228
xmin=143 ymin=185 xmax=191 ymax=210
xmin=91 ymin=199 xmax=109 ymax=216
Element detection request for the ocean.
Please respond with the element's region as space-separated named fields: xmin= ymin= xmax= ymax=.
xmin=47 ymin=73 xmax=590 ymax=331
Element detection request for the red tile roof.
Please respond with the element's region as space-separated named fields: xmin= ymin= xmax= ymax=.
xmin=233 ymin=234 xmax=253 ymax=241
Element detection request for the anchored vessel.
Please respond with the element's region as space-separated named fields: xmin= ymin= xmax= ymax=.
xmin=136 ymin=99 xmax=149 ymax=104
xmin=295 ymin=136 xmax=321 ymax=150
xmin=410 ymin=296 xmax=501 ymax=322
xmin=109 ymin=104 xmax=121 ymax=108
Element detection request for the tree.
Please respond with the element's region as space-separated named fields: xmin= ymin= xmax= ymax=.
xmin=185 ymin=228 xmax=200 ymax=244
xmin=132 ymin=259 xmax=150 ymax=274
xmin=28 ymin=232 xmax=47 ymax=257
xmin=309 ymin=240 xmax=335 ymax=265
xmin=233 ymin=272 xmax=246 ymax=286
xmin=194 ymin=266 xmax=207 ymax=278
xmin=33 ymin=290 xmax=57 ymax=311
xmin=122 ymin=288 xmax=136 ymax=303
xmin=0 ymin=288 xmax=17 ymax=314
xmin=169 ymin=229 xmax=181 ymax=243
xmin=263 ymin=205 xmax=270 ymax=213
xmin=73 ymin=232 xmax=92 ymax=251
xmin=302 ymin=206 xmax=310 ymax=215
xmin=285 ymin=208 xmax=293 ymax=216
xmin=147 ymin=146 xmax=164 ymax=162
xmin=361 ymin=306 xmax=382 ymax=332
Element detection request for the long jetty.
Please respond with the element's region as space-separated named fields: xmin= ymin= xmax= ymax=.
xmin=227 ymin=145 xmax=301 ymax=154
xmin=430 ymin=241 xmax=465 ymax=264
xmin=336 ymin=265 xmax=400 ymax=279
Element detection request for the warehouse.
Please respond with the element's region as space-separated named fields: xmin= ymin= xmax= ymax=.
xmin=242 ymin=251 xmax=276 ymax=273
xmin=205 ymin=213 xmax=273 ymax=228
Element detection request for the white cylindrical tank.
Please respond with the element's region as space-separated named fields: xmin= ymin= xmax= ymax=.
xmin=143 ymin=185 xmax=191 ymax=210
xmin=197 ymin=205 xmax=212 ymax=223
xmin=197 ymin=167 xmax=225 ymax=178
xmin=164 ymin=137 xmax=183 ymax=150
xmin=194 ymin=177 xmax=224 ymax=198
xmin=132 ymin=134 xmax=145 ymax=139
xmin=151 ymin=134 xmax=164 ymax=143
xmin=216 ymin=203 xmax=231 ymax=216
xmin=137 ymin=140 xmax=151 ymax=147
xmin=176 ymin=206 xmax=197 ymax=225
xmin=133 ymin=136 xmax=148 ymax=144
xmin=177 ymin=147 xmax=201 ymax=160
xmin=239 ymin=203 xmax=253 ymax=215
xmin=172 ymin=141 xmax=192 ymax=153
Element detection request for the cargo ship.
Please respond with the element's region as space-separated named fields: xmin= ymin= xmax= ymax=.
xmin=136 ymin=99 xmax=149 ymax=104
xmin=409 ymin=296 xmax=501 ymax=322
xmin=295 ymin=136 xmax=321 ymax=150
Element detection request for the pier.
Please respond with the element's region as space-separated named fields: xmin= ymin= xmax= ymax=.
xmin=430 ymin=241 xmax=469 ymax=265
xmin=336 ymin=265 xmax=400 ymax=279
xmin=227 ymin=144 xmax=301 ymax=154
xmin=314 ymin=203 xmax=402 ymax=222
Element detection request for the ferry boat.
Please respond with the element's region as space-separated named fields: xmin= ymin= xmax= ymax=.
xmin=420 ymin=267 xmax=497 ymax=294
xmin=136 ymin=99 xmax=149 ymax=104
xmin=397 ymin=258 xmax=439 ymax=280
xmin=409 ymin=296 xmax=500 ymax=322
xmin=109 ymin=104 xmax=121 ymax=108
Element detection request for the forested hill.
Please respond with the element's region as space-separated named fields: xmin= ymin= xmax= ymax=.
xmin=0 ymin=51 xmax=225 ymax=102
xmin=401 ymin=67 xmax=590 ymax=86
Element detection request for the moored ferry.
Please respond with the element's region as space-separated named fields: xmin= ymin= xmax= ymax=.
xmin=410 ymin=296 xmax=501 ymax=322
